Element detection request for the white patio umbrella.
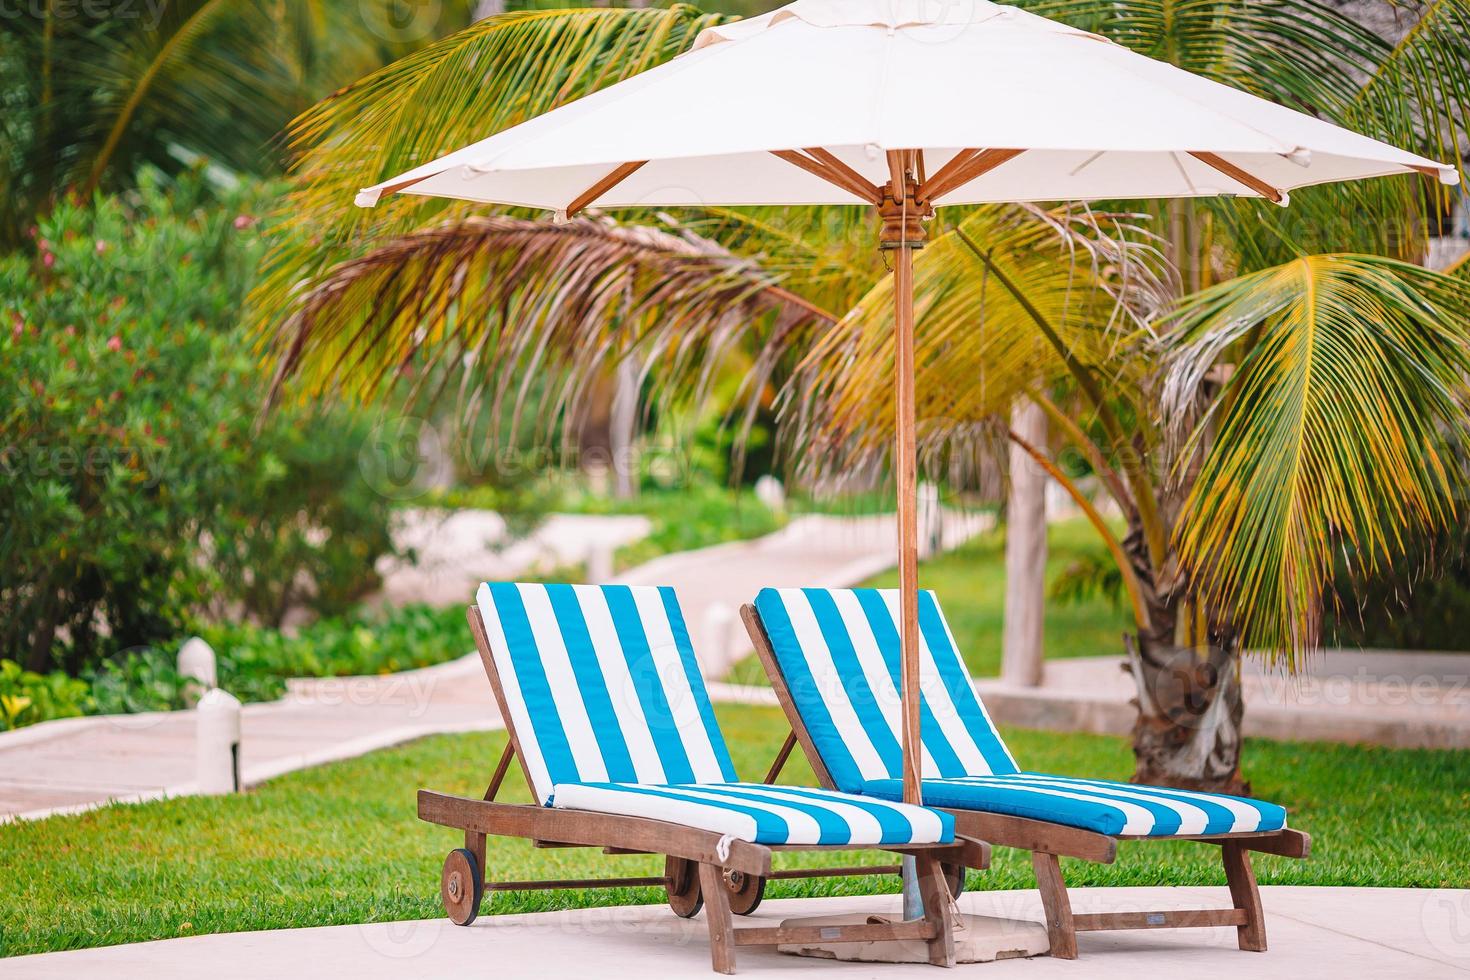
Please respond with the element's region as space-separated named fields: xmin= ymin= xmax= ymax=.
xmin=356 ymin=0 xmax=1457 ymax=818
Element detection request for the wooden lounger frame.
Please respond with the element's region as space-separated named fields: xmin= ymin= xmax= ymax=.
xmin=417 ymin=606 xmax=993 ymax=973
xmin=741 ymin=603 xmax=1311 ymax=959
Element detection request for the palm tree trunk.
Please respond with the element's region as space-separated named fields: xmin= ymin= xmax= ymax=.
xmin=610 ymin=358 xmax=639 ymax=499
xmin=1001 ymin=399 xmax=1047 ymax=687
xmin=1124 ymin=614 xmax=1247 ymax=795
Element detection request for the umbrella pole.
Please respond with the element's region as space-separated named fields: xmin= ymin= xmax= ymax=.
xmin=893 ymin=237 xmax=922 ymax=810
xmin=882 ymin=152 xmax=926 ymax=812
xmin=882 ymin=153 xmax=928 ymax=923
xmin=896 ymin=236 xmax=926 ymax=922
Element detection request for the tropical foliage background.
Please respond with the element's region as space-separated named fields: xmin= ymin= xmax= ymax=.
xmin=254 ymin=0 xmax=1470 ymax=790
xmin=0 ymin=0 xmax=478 ymax=717
xmin=2 ymin=0 xmax=1469 ymax=786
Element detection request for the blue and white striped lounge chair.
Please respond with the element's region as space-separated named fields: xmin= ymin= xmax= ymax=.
xmin=418 ymin=583 xmax=987 ymax=973
xmin=744 ymin=587 xmax=1311 ymax=960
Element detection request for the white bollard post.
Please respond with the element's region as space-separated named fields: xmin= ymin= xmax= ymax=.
xmin=177 ymin=636 xmax=217 ymax=707
xmin=702 ymin=603 xmax=735 ymax=676
xmin=917 ymin=481 xmax=942 ymax=558
xmin=196 ymin=689 xmax=242 ymax=795
xmin=587 ymin=541 xmax=615 ymax=584
xmin=754 ymin=475 xmax=786 ymax=513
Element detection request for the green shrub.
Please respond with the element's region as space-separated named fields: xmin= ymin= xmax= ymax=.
xmin=84 ymin=605 xmax=468 ymax=718
xmin=5 ymin=604 xmax=471 ymax=726
xmin=0 ymin=170 xmax=397 ymax=674
xmin=209 ymin=404 xmax=398 ymax=628
xmin=198 ymin=603 xmax=470 ymax=683
xmin=0 ymin=660 xmax=92 ymax=730
xmin=85 ymin=649 xmax=195 ymax=717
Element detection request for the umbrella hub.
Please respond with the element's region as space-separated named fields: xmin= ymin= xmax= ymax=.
xmin=878 ymin=174 xmax=931 ymax=250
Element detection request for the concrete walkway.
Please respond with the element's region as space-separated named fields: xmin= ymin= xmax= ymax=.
xmin=376 ymin=509 xmax=653 ymax=607
xmin=0 ymin=511 xmax=987 ymax=822
xmin=979 ymin=649 xmax=1470 ymax=750
xmin=0 ymin=655 xmax=501 ymax=821
xmin=621 ymin=511 xmax=990 ymax=679
xmin=9 ymin=887 xmax=1468 ymax=978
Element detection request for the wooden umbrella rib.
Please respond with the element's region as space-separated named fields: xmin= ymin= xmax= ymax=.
xmin=919 ymin=148 xmax=1024 ymax=203
xmin=382 ymin=171 xmax=441 ymax=196
xmin=771 ymin=150 xmax=882 ymax=203
xmin=1188 ymin=152 xmax=1282 ymax=203
xmin=886 ymin=148 xmax=909 ymax=191
xmin=802 ymin=147 xmax=883 ymax=202
xmin=770 ymin=149 xmax=851 ymax=196
xmin=917 ymin=149 xmax=983 ymax=202
xmin=565 ymin=160 xmax=649 ymax=217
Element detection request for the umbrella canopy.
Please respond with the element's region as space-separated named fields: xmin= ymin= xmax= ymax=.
xmin=357 ymin=0 xmax=1456 ymax=212
xmin=353 ymin=0 xmax=1456 ymax=815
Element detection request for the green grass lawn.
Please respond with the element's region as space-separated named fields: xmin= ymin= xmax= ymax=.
xmin=2 ymin=703 xmax=1465 ymax=958
xmin=728 ymin=518 xmax=1131 ymax=684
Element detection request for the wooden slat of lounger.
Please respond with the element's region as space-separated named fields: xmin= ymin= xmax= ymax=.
xmin=418 ymin=790 xmax=772 ymax=877
xmin=1073 ymin=908 xmax=1249 ymax=931
xmin=733 ymin=919 xmax=937 ymax=946
xmin=486 ymin=875 xmax=670 ymax=891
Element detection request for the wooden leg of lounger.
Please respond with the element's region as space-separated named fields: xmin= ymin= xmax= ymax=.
xmin=699 ymin=862 xmax=738 ymax=974
xmin=466 ymin=830 xmax=486 ymax=885
xmin=1032 ymin=851 xmax=1077 ymax=959
xmin=914 ymin=854 xmax=957 ymax=967
xmin=1222 ymin=842 xmax=1267 ymax=951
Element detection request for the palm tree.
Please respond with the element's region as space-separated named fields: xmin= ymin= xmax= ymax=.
xmin=0 ymin=0 xmax=475 ymax=247
xmin=255 ymin=2 xmax=1470 ymax=792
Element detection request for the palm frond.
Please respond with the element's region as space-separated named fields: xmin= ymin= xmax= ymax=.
xmin=1163 ymin=254 xmax=1470 ymax=663
xmin=1018 ymin=0 xmax=1387 ymax=119
xmin=782 ymin=204 xmax=1172 ymax=481
xmin=78 ymin=0 xmax=240 ymax=195
xmin=681 ymin=205 xmax=884 ymax=316
xmin=264 ymin=213 xmax=834 ymax=452
xmin=248 ymin=5 xmax=723 ymax=341
xmin=1348 ymin=0 xmax=1470 ymax=178
xmin=1013 ymin=0 xmax=1466 ymax=268
xmin=0 ymin=0 xmax=469 ymax=241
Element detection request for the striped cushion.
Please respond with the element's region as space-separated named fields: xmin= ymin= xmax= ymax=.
xmin=477 ymin=582 xmax=737 ymax=805
xmin=861 ymin=774 xmax=1287 ymax=837
xmin=755 ymin=587 xmax=1291 ymax=839
xmin=754 ymin=587 xmax=1018 ymax=793
xmin=552 ymin=781 xmax=955 ymax=845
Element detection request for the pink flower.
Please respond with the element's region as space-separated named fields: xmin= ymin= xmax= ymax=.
xmin=95 ymin=240 xmax=108 ymax=254
xmin=42 ymin=252 xmax=55 ymax=269
xmin=107 ymin=336 xmax=122 ymax=353
xmin=233 ymin=214 xmax=256 ymax=230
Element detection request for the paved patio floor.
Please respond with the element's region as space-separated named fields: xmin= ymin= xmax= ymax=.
xmin=9 ymin=887 xmax=1468 ymax=978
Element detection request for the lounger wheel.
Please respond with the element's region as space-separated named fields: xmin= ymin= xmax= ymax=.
xmin=665 ymin=856 xmax=704 ymax=918
xmin=942 ymin=861 xmax=966 ymax=899
xmin=723 ymin=868 xmax=765 ymax=916
xmin=441 ymin=848 xmax=484 ymax=926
